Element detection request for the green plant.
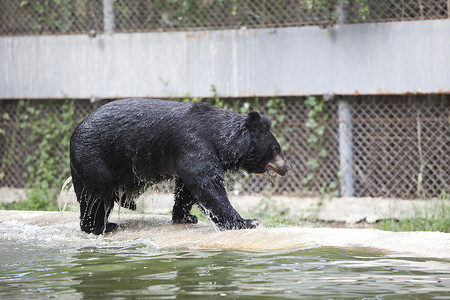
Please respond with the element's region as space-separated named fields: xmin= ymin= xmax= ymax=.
xmin=249 ymin=196 xmax=295 ymax=227
xmin=207 ymin=85 xmax=231 ymax=110
xmin=0 ymin=187 xmax=57 ymax=211
xmin=0 ymin=112 xmax=13 ymax=181
xmin=378 ymin=196 xmax=450 ymax=233
xmin=207 ymin=85 xmax=290 ymax=150
xmin=301 ymin=96 xmax=338 ymax=198
xmin=305 ymin=0 xmax=371 ymax=27
xmin=6 ymin=100 xmax=76 ymax=211
xmin=20 ymin=0 xmax=75 ymax=33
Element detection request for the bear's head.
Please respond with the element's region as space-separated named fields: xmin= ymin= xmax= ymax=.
xmin=243 ymin=112 xmax=291 ymax=177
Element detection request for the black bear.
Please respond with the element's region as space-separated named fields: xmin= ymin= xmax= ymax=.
xmin=70 ymin=98 xmax=290 ymax=234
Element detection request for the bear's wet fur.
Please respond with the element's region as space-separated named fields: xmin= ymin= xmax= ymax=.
xmin=70 ymin=98 xmax=290 ymax=234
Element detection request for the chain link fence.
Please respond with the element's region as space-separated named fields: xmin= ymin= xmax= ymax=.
xmin=1 ymin=96 xmax=448 ymax=199
xmin=1 ymin=0 xmax=449 ymax=35
xmin=0 ymin=1 xmax=448 ymax=200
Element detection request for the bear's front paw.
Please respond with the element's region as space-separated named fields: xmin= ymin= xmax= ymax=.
xmin=245 ymin=219 xmax=262 ymax=228
xmin=221 ymin=218 xmax=261 ymax=230
xmin=172 ymin=214 xmax=198 ymax=224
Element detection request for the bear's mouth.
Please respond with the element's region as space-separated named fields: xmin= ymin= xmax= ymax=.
xmin=266 ymin=165 xmax=278 ymax=177
xmin=265 ymin=155 xmax=290 ymax=177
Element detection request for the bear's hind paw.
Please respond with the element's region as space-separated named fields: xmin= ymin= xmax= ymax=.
xmin=104 ymin=222 xmax=118 ymax=233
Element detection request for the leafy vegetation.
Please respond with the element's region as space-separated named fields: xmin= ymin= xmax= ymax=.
xmin=249 ymin=196 xmax=296 ymax=227
xmin=0 ymin=100 xmax=76 ymax=211
xmin=377 ymin=197 xmax=450 ymax=233
xmin=305 ymin=0 xmax=370 ymax=26
xmin=300 ymin=96 xmax=339 ymax=200
xmin=10 ymin=0 xmax=377 ymax=35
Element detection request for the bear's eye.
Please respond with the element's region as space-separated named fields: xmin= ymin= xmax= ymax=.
xmin=271 ymin=144 xmax=281 ymax=153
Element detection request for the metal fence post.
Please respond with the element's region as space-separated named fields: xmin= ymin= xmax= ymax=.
xmin=337 ymin=0 xmax=348 ymax=22
xmin=103 ymin=0 xmax=116 ymax=32
xmin=448 ymin=0 xmax=450 ymax=18
xmin=338 ymin=99 xmax=355 ymax=197
xmin=336 ymin=1 xmax=354 ymax=197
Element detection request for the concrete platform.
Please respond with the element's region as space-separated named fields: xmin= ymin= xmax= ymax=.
xmin=1 ymin=210 xmax=449 ymax=259
xmin=54 ymin=187 xmax=450 ymax=223
xmin=2 ymin=186 xmax=448 ymax=224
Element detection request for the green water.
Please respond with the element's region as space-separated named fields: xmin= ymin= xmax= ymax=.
xmin=0 ymin=221 xmax=449 ymax=299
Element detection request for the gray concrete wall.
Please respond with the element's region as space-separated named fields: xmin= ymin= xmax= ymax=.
xmin=1 ymin=19 xmax=449 ymax=99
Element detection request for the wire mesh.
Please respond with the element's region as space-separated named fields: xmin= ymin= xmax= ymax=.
xmin=1 ymin=0 xmax=448 ymax=35
xmin=0 ymin=99 xmax=101 ymax=188
xmin=0 ymin=0 xmax=103 ymax=35
xmin=352 ymin=95 xmax=449 ymax=198
xmin=1 ymin=96 xmax=448 ymax=199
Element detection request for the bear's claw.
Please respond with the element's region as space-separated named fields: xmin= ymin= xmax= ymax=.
xmin=89 ymin=222 xmax=118 ymax=235
xmin=172 ymin=214 xmax=198 ymax=224
xmin=219 ymin=218 xmax=261 ymax=230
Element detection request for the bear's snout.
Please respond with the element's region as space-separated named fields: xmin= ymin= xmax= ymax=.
xmin=266 ymin=154 xmax=290 ymax=177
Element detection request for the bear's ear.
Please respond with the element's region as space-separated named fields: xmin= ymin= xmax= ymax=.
xmin=245 ymin=111 xmax=261 ymax=131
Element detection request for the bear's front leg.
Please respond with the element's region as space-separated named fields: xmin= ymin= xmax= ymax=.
xmin=172 ymin=178 xmax=198 ymax=224
xmin=198 ymin=191 xmax=261 ymax=230
xmin=179 ymin=170 xmax=261 ymax=230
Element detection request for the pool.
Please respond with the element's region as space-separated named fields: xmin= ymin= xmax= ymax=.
xmin=0 ymin=212 xmax=449 ymax=299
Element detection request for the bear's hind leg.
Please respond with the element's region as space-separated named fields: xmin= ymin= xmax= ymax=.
xmin=172 ymin=178 xmax=198 ymax=224
xmin=79 ymin=191 xmax=116 ymax=235
xmin=118 ymin=193 xmax=137 ymax=211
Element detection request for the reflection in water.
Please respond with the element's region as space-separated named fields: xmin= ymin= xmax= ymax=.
xmin=0 ymin=220 xmax=449 ymax=299
xmin=71 ymin=248 xmax=243 ymax=298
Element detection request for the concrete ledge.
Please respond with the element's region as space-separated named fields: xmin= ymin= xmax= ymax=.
xmin=2 ymin=188 xmax=447 ymax=224
xmin=89 ymin=192 xmax=450 ymax=223
xmin=238 ymin=196 xmax=449 ymax=224
xmin=0 ymin=187 xmax=26 ymax=204
xmin=0 ymin=210 xmax=449 ymax=259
